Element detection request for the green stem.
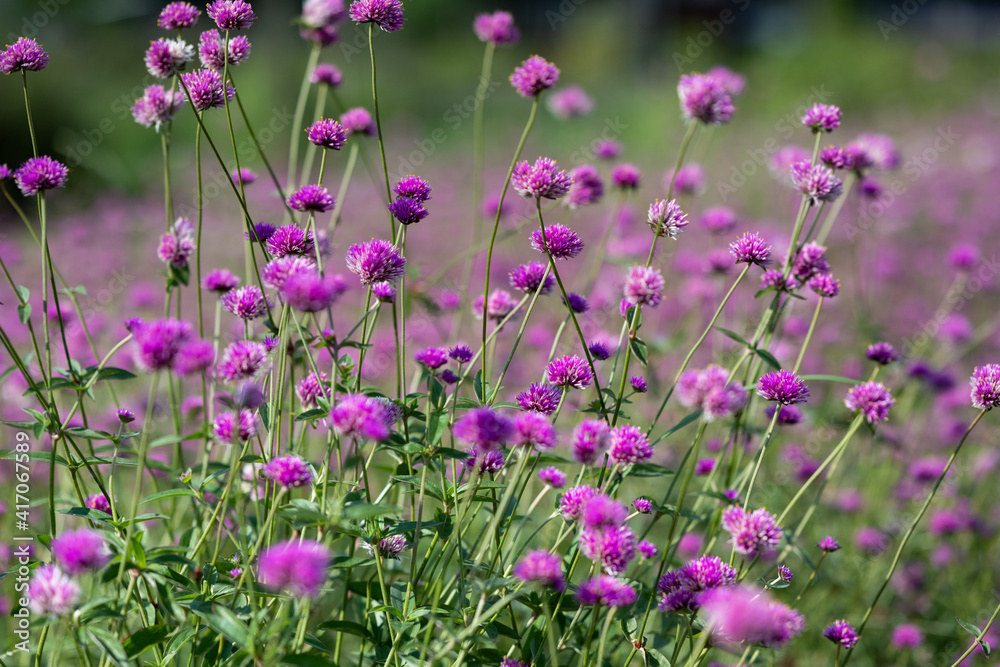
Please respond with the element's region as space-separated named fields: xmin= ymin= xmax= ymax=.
xmin=792 ymin=296 xmax=824 ymax=373
xmin=367 ymin=23 xmax=395 ymax=237
xmin=645 ymin=121 xmax=698 ymax=266
xmin=949 ymin=599 xmax=1000 ymax=667
xmin=287 ymin=43 xmax=321 ymax=190
xmin=741 ymin=407 xmax=783 ymax=508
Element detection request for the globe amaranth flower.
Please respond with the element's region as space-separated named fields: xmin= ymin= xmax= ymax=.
xmin=722 ymin=505 xmax=783 ymax=557
xmin=214 ymin=409 xmax=258 ymax=444
xmin=695 ymin=458 xmax=716 ymax=476
xmin=474 ymin=289 xmax=518 ymax=321
xmin=202 ymin=269 xmax=240 ymax=294
xmin=221 ymin=285 xmax=268 ymax=320
xmin=566 ymin=164 xmax=603 ymax=207
xmin=281 ymin=271 xmax=347 ymax=313
xmin=516 ymin=382 xmax=562 ymax=415
xmin=790 ymin=161 xmax=843 ymax=203
xmin=301 ymin=0 xmax=347 ymax=29
xmin=820 ymin=146 xmax=850 ymax=169
xmin=678 ymin=72 xmax=735 ymax=124
xmin=206 ymin=0 xmax=257 ymax=30
xmin=664 ymin=163 xmax=705 ymax=196
xmin=791 ymin=241 xmax=830 ymax=282
xmin=707 ymin=65 xmax=746 ymax=95
xmin=633 ymin=497 xmax=653 ymax=514
xmin=388 ymin=196 xmax=428 ymax=225
xmin=809 ymin=273 xmax=840 ymax=298
xmin=132 ymin=84 xmax=185 ymax=130
xmin=414 ymin=346 xmax=448 ymax=370
xmin=510 ymin=55 xmax=559 ymax=97
xmin=538 ymin=467 xmax=566 ymax=488
xmin=262 ymin=256 xmax=315 ymax=292
xmin=730 ymin=232 xmax=771 ymax=267
xmin=512 ymin=157 xmax=572 ymax=199
xmin=509 ymin=262 xmax=554 ymax=295
xmin=530 ymin=223 xmax=583 ymax=260
xmin=579 ymin=524 xmax=637 ymax=575
xmin=288 ymin=184 xmax=335 ymax=213
xmin=677 ymin=365 xmax=747 ymax=421
xmin=296 ymin=371 xmax=329 ymax=408
xmin=157 ymin=217 xmax=195 ymax=268
xmin=258 ymin=539 xmax=329 ymax=597
xmin=365 ymin=534 xmax=408 ymax=560
xmin=198 ymin=29 xmax=251 ymax=70
xmin=576 ymin=576 xmax=637 ymax=607
xmin=571 ymin=419 xmax=610 ymax=465
xmin=216 ymin=340 xmax=271 ymax=383
xmin=512 ymin=411 xmax=557 ymax=450
xmin=29 ymin=565 xmax=80 ymax=616
xmin=454 ymin=406 xmax=514 ymax=451
xmin=802 ymin=104 xmax=841 ymax=132
xmin=698 ymin=207 xmax=737 ymax=236
xmin=173 ymin=339 xmax=215 ymax=376
xmin=595 ymin=139 xmax=623 ymax=160
xmin=891 ymin=623 xmax=923 ymax=649
xmin=844 ymin=381 xmax=895 ymax=423
xmin=631 ymin=375 xmax=648 ymax=393
xmin=587 ymin=341 xmax=611 ymax=361
xmin=647 ymin=198 xmax=688 ymax=238
xmin=372 ymin=281 xmax=395 ymax=302
xmin=609 ymin=424 xmax=653 ymax=466
xmin=970 ymin=364 xmax=1000 ymax=410
xmin=824 ymin=620 xmax=860 ymax=649
xmin=446 ymin=344 xmax=472 ymax=364
xmin=698 ymin=585 xmax=805 ymax=649
xmin=132 ymin=318 xmax=194 ymax=372
xmin=1 ymin=37 xmax=49 ymax=74
xmin=181 ymin=68 xmax=234 ymax=111
xmin=548 ymin=85 xmax=594 ymax=120
xmin=349 ymin=0 xmax=404 ymax=31
xmin=392 ymin=175 xmax=431 ymax=202
xmin=465 ymin=446 xmax=505 ymax=474
xmin=331 ymin=394 xmax=393 ymax=440
xmin=562 ymin=292 xmax=589 ymax=314
xmin=263 ymin=455 xmax=313 ymax=489
xmin=559 ymin=485 xmax=596 ymax=520
xmin=765 ymin=404 xmax=803 ymax=426
xmin=340 ymin=107 xmax=374 ymax=135
xmin=848 ymin=133 xmax=900 ymax=171
xmin=310 ymin=62 xmax=342 ymax=86
xmin=547 ymin=355 xmax=592 ymax=390
xmin=86 ymin=494 xmax=113 ymax=514
xmin=473 ymin=10 xmax=519 ymax=45
xmin=299 ymin=19 xmax=340 ymax=45
xmin=145 ymin=37 xmax=194 ymax=79
xmin=115 ymin=407 xmax=135 ymax=424
xmin=159 ymin=2 xmax=201 ymax=29
xmin=306 ymin=118 xmax=347 ymax=149
xmin=14 ymin=156 xmax=68 ymax=196
xmin=658 ymin=555 xmax=737 ymax=613
xmin=623 ymin=265 xmax=665 ymax=308
xmin=346 ymin=238 xmax=405 ymax=285
xmin=514 ymin=550 xmax=564 ymax=590
xmin=609 ymin=163 xmax=640 ymax=191
xmin=818 ymin=536 xmax=841 ymax=552
xmin=50 ymin=529 xmax=110 ymax=575
xmin=757 ymin=369 xmax=810 ymax=405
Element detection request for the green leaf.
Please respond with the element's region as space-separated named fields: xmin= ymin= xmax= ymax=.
xmin=799 ymin=374 xmax=861 ymax=384
xmin=1 ymin=449 xmax=70 ymax=466
xmin=754 ymin=347 xmax=782 ymax=370
xmin=473 ymin=370 xmax=488 ymax=403
xmin=317 ymin=619 xmax=373 ymax=640
xmin=492 ymin=401 xmax=520 ymax=409
xmin=280 ymin=654 xmax=339 ymax=667
xmin=259 ymin=402 xmax=271 ymax=431
xmin=369 ymin=604 xmax=404 ymax=620
xmin=17 ymin=303 xmax=31 ymax=324
xmin=425 ymin=411 xmax=449 ymax=447
xmin=329 ymin=556 xmax=374 ymax=569
xmin=342 ymin=503 xmax=400 ymax=521
xmin=94 ymin=367 xmax=137 ymax=382
xmin=123 ymin=624 xmax=172 ymax=659
xmin=630 ymin=338 xmax=648 ymax=366
xmin=714 ymin=327 xmax=750 ymax=347
xmin=59 ymin=507 xmax=115 ymax=522
xmin=295 ymin=408 xmax=328 ymax=422
xmin=190 ymin=598 xmax=251 ymax=646
xmin=64 ymin=427 xmax=113 ymax=440
xmin=957 ymin=617 xmax=983 ymax=638
xmin=16 ymin=285 xmax=29 ymax=302
xmin=86 ymin=627 xmax=131 ymax=666
xmin=140 ymin=488 xmax=196 ymax=505
xmin=161 ymin=626 xmax=197 ymax=664
xmin=643 ymin=645 xmax=673 ymax=667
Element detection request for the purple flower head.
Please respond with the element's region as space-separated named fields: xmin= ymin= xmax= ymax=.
xmin=630 ymin=376 xmax=648 ymax=393
xmin=587 ymin=341 xmax=611 ymax=361
xmin=371 ymin=534 xmax=408 ymax=560
xmin=465 ymin=446 xmax=505 ymax=474
xmin=770 ymin=145 xmax=811 ymax=181
xmin=266 ymin=225 xmax=315 ymax=260
xmin=393 ymin=175 xmax=431 ymax=202
xmin=263 ymin=455 xmax=313 ymax=489
xmin=0 ymin=164 xmax=11 ymax=180
xmin=262 ymin=256 xmax=315 ymax=291
xmin=516 ymin=383 xmax=562 ymax=415
xmin=349 ymin=0 xmax=405 ymax=32
xmin=258 ymin=539 xmax=329 ymax=597
xmin=206 ymin=0 xmax=256 ymax=30
xmin=571 ymin=419 xmax=610 ymax=465
xmin=132 ymin=318 xmax=194 ymax=372
xmin=345 ymin=239 xmax=405 ymax=287
xmin=610 ymin=163 xmax=641 ymax=190
xmin=530 ymin=223 xmax=583 ymax=259
xmin=473 ymin=11 xmax=519 ymax=45
xmin=14 ymin=156 xmax=68 ymax=196
xmin=949 ymin=243 xmax=978 ymax=271
xmin=198 ymin=29 xmax=251 ymax=70
xmin=547 ymin=355 xmax=592 ymax=389
xmin=116 ymin=407 xmax=135 ymax=423
xmin=539 ymin=467 xmax=566 ymax=488
xmin=576 ymin=575 xmax=636 ymax=607
xmin=757 ymin=370 xmax=810 ymax=405
xmin=566 ymin=164 xmax=603 ymax=207
xmin=824 ymin=620 xmax=860 ymax=649
xmin=513 ymin=412 xmax=557 ymax=450
xmin=51 ymin=529 xmax=110 ymax=575
xmin=790 ymin=161 xmax=843 ymax=203
xmin=563 ymin=292 xmax=589 ymax=313
xmin=818 ymin=536 xmax=840 ymax=552
xmin=388 ymin=196 xmax=429 ymax=225
xmin=331 ymin=394 xmax=393 ymax=441
xmin=301 ymin=0 xmax=347 ymax=28
xmin=639 ymin=540 xmax=657 ymax=559
xmin=729 ymin=232 xmax=771 ymax=267
xmin=647 ymin=198 xmax=688 ymax=238
xmin=548 ymin=85 xmax=594 ymax=119
xmin=595 ymin=139 xmax=623 ymax=160
xmin=174 ymin=339 xmax=215 ymax=376
xmin=306 ymin=118 xmax=347 ymax=149
xmin=159 ymin=2 xmax=201 ymax=29
xmin=454 ymin=407 xmax=514 ymax=451
xmin=695 ymin=458 xmax=716 ymax=476
xmin=699 ymin=585 xmax=804 ymax=649
xmin=844 ymin=381 xmax=894 ymax=423
xmin=213 ymin=409 xmax=257 ymax=444
xmin=296 ymin=371 xmax=329 ymax=408
xmin=859 ymin=175 xmax=883 ymax=198
xmin=722 ymin=505 xmax=783 ymax=556
xmin=447 ymin=344 xmax=473 ymax=364
xmin=247 ymin=221 xmax=277 ymax=243
xmin=700 ymin=206 xmax=738 ymax=235
xmin=820 ymin=146 xmax=850 ymax=169
xmin=510 ymin=55 xmax=559 ymax=97
xmin=1 ymin=37 xmax=50 ymax=74
xmin=181 ymin=68 xmax=234 ymax=110
xmin=340 ymin=107 xmax=374 ymax=135
xmin=509 ymin=262 xmax=554 ymax=296
xmin=157 ymin=217 xmax=195 ymax=268
xmin=514 ymin=550 xmax=564 ymax=591
xmin=802 ymin=103 xmax=841 ymax=132
xmin=765 ymin=404 xmax=803 ymax=425
xmin=678 ymin=72 xmax=735 ymax=124
xmin=310 ymin=63 xmax=342 ymax=86
xmin=624 ymin=265 xmax=664 ymax=308
xmin=86 ymin=494 xmax=112 ymax=515
xmin=132 ymin=84 xmax=185 ymax=130
xmin=809 ymin=273 xmax=840 ymax=298
xmin=288 ymin=184 xmax=335 ymax=212
xmin=579 ymin=524 xmax=637 ymax=575
xmin=778 ymin=564 xmax=794 ymax=582
xmin=665 ymin=164 xmax=704 ymax=197
xmin=791 ymin=241 xmax=830 ymax=282
xmin=658 ymin=555 xmax=737 ymax=613
xmin=609 ymin=424 xmax=653 ymax=466
xmin=414 ymin=346 xmax=448 ymax=370
xmin=560 ymin=485 xmax=596 ymax=520
xmin=850 ymin=133 xmax=900 ymax=171
xmin=512 ymin=157 xmax=572 ymax=199
xmin=633 ymin=497 xmax=653 ymax=514
xmin=216 ymin=340 xmax=270 ymax=383
xmin=678 ymin=365 xmax=747 ymax=421
xmin=580 ymin=494 xmax=628 ymax=530
xmin=891 ymin=623 xmax=923 ymax=649
xmin=221 ymin=285 xmax=268 ymax=320
xmin=28 ymin=566 xmax=80 ymax=617
xmin=499 ymin=660 xmax=528 ymax=667
xmin=284 ymin=271 xmax=347 ymax=313
xmin=372 ymin=281 xmax=395 ymax=302
xmin=474 ymin=289 xmax=517 ymax=321
xmin=203 ymin=268 xmax=240 ymax=293
xmin=971 ymin=364 xmax=1000 ymax=410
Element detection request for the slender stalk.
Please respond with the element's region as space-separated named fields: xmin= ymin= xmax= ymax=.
xmin=287 ymin=43 xmax=321 ymax=189
xmin=949 ymin=600 xmax=1000 ymax=667
xmin=366 ymin=23 xmax=395 ymax=237
xmin=645 ymin=121 xmax=698 ymax=266
xmin=792 ymin=295 xmax=824 ymax=373
xmin=741 ymin=407 xmax=782 ymax=508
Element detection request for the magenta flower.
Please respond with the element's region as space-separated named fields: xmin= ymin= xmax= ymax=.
xmin=216 ymin=340 xmax=271 ymax=383
xmin=206 ymin=0 xmax=257 ymax=30
xmin=891 ymin=623 xmax=923 ymax=649
xmin=310 ymin=63 xmax=342 ymax=86
xmin=394 ymin=175 xmax=431 ymax=201
xmin=221 ymin=285 xmax=268 ymax=320
xmin=514 ymin=550 xmax=564 ymax=591
xmin=28 ymin=566 xmax=80 ymax=616
xmin=579 ymin=525 xmax=637 ymax=575
xmin=288 ymin=184 xmax=335 ymax=212
xmin=340 ymin=107 xmax=374 ymax=135
xmin=730 ymin=232 xmax=772 ymax=267
xmin=756 ymin=370 xmax=810 ymax=405
xmin=678 ymin=72 xmax=734 ymax=124
xmin=791 ymin=241 xmax=830 ymax=282
xmin=631 ymin=376 xmax=648 ymax=393
xmin=647 ymin=198 xmax=688 ymax=238
xmin=722 ymin=505 xmax=783 ymax=556
xmin=331 ymin=394 xmax=394 ymax=441
xmin=530 ymin=223 xmax=584 ymax=260
xmin=802 ymin=103 xmax=842 ymax=132
xmin=790 ymin=161 xmax=843 ymax=203
xmin=132 ymin=84 xmax=185 ymax=130
xmin=173 ymin=340 xmax=215 ymax=376
xmin=566 ymin=164 xmax=603 ymax=207
xmin=623 ymin=265 xmax=664 ymax=308
xmin=281 ymin=271 xmax=347 ymax=313
xmin=388 ymin=196 xmax=429 ymax=225
xmin=844 ymin=381 xmax=895 ymax=423
xmin=824 ymin=619 xmax=860 ymax=649
xmin=346 ymin=238 xmax=405 ymax=285
xmin=306 ymin=118 xmax=348 ymax=149
xmin=296 ymin=371 xmax=329 ymax=408
xmin=131 ymin=318 xmax=194 ymax=372
xmin=262 ymin=256 xmax=315 ymax=291
xmin=548 ymin=85 xmax=594 ymax=119
xmin=611 ymin=163 xmax=641 ymax=190
xmin=971 ymin=364 xmax=1000 ymax=410
xmin=609 ymin=425 xmax=653 ymax=466
xmin=509 ymin=262 xmax=554 ymax=296
xmin=349 ymin=0 xmax=404 ymax=31
xmin=595 ymin=139 xmax=623 ymax=160
xmin=633 ymin=497 xmax=653 ymax=513
xmin=677 ymin=365 xmax=747 ymax=421
xmin=658 ymin=555 xmax=737 ymax=613
xmin=512 ymin=412 xmax=557 ymax=450
xmin=414 ymin=346 xmax=448 ymax=370
xmin=639 ymin=540 xmax=657 ymax=559
xmin=14 ymin=156 xmax=68 ymax=196
xmin=818 ymin=536 xmax=841 ymax=552
xmin=1 ymin=37 xmax=50 ymax=74
xmin=372 ymin=281 xmax=395 ymax=302
xmin=157 ymin=217 xmax=195 ymax=268
xmin=369 ymin=534 xmax=408 ymax=560
xmin=547 ymin=355 xmax=592 ymax=390
xmin=213 ymin=409 xmax=257 ymax=444
xmin=159 ymin=2 xmax=201 ymax=29
xmin=473 ymin=11 xmax=519 ymax=45
xmin=576 ymin=576 xmax=636 ymax=607
xmin=665 ymin=163 xmax=705 ymax=195
xmin=707 ymin=65 xmax=746 ymax=95
xmin=454 ymin=407 xmax=514 ymax=451
xmin=516 ymin=383 xmax=562 ymax=415
xmin=559 ymin=485 xmax=596 ymax=520
xmin=510 ymin=55 xmax=559 ymax=97
xmin=538 ymin=467 xmax=566 ymax=488
xmin=181 ymin=68 xmax=235 ymax=110
xmin=512 ymin=157 xmax=572 ymax=200
xmin=86 ymin=494 xmax=112 ymax=515
xmin=258 ymin=539 xmax=329 ymax=597
xmin=571 ymin=419 xmax=610 ymax=466
xmin=263 ymin=455 xmax=313 ymax=489
xmin=698 ymin=585 xmax=804 ymax=649
xmin=50 ymin=529 xmax=110 ymax=575
xmin=198 ymin=29 xmax=251 ymax=70
xmin=809 ymin=273 xmax=840 ymax=298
